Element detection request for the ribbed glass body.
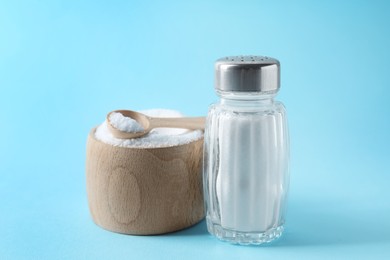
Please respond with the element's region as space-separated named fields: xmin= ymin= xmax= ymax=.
xmin=203 ymin=91 xmax=290 ymax=245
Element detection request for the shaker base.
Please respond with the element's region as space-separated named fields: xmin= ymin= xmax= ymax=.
xmin=206 ymin=217 xmax=284 ymax=245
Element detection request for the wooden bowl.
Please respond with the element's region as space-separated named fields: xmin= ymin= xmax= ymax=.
xmin=86 ymin=128 xmax=204 ymax=235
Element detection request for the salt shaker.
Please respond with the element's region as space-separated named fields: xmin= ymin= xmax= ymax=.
xmin=203 ymin=55 xmax=290 ymax=245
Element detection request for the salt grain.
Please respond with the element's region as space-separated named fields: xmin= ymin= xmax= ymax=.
xmin=95 ymin=109 xmax=203 ymax=148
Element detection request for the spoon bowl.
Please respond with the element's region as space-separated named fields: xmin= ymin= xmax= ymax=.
xmin=106 ymin=110 xmax=205 ymax=139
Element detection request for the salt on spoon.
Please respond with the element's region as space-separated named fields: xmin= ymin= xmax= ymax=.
xmin=108 ymin=112 xmax=145 ymax=133
xmin=107 ymin=110 xmax=206 ymax=139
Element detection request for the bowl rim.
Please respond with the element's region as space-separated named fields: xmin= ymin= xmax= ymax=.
xmin=88 ymin=127 xmax=204 ymax=151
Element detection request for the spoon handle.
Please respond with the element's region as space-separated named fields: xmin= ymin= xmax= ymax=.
xmin=149 ymin=117 xmax=206 ymax=130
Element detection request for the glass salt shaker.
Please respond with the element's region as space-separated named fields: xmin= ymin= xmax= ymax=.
xmin=203 ymin=55 xmax=290 ymax=245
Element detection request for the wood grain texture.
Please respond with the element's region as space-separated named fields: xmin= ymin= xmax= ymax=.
xmin=86 ymin=128 xmax=204 ymax=235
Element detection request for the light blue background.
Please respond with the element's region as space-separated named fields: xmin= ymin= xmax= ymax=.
xmin=1 ymin=0 xmax=389 ymax=259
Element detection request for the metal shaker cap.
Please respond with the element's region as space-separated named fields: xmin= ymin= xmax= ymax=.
xmin=215 ymin=55 xmax=280 ymax=93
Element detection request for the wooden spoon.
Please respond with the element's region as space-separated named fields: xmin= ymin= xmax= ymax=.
xmin=106 ymin=110 xmax=206 ymax=139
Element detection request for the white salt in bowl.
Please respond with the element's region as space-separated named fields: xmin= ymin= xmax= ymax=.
xmin=86 ymin=109 xmax=204 ymax=235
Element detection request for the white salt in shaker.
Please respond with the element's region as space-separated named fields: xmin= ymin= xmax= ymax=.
xmin=203 ymin=55 xmax=290 ymax=245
